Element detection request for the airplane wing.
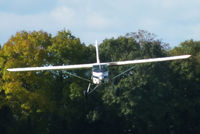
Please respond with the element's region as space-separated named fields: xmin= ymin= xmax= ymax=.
xmin=7 ymin=63 xmax=95 ymax=72
xmin=105 ymin=55 xmax=191 ymax=66
xmin=7 ymin=55 xmax=191 ymax=72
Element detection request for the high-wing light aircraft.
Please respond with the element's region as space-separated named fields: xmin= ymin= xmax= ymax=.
xmin=7 ymin=41 xmax=191 ymax=94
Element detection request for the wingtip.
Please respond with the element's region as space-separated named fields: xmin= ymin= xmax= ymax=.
xmin=186 ymin=55 xmax=191 ymax=58
xmin=7 ymin=68 xmax=13 ymax=72
xmin=7 ymin=68 xmax=19 ymax=72
xmin=179 ymin=55 xmax=191 ymax=58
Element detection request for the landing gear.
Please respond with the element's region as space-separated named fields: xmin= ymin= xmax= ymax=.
xmin=84 ymin=83 xmax=101 ymax=95
xmin=87 ymin=83 xmax=91 ymax=93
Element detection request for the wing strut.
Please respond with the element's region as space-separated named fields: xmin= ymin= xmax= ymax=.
xmin=112 ymin=66 xmax=136 ymax=80
xmin=64 ymin=71 xmax=91 ymax=83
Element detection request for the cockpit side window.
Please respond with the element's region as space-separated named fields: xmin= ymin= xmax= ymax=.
xmin=101 ymin=65 xmax=108 ymax=72
xmin=93 ymin=65 xmax=100 ymax=72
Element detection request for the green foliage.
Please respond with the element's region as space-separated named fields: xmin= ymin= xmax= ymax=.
xmin=167 ymin=40 xmax=200 ymax=133
xmin=101 ymin=31 xmax=173 ymax=133
xmin=0 ymin=30 xmax=199 ymax=134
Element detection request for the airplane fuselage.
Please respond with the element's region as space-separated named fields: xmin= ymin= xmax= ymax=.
xmin=92 ymin=64 xmax=109 ymax=84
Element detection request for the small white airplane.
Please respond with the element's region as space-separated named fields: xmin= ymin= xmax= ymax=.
xmin=7 ymin=41 xmax=191 ymax=94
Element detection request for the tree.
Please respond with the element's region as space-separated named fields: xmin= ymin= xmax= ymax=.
xmin=168 ymin=40 xmax=200 ymax=133
xmin=0 ymin=31 xmax=56 ymax=133
xmin=100 ymin=30 xmax=175 ymax=133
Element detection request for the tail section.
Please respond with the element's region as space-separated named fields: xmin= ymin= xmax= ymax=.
xmin=95 ymin=40 xmax=100 ymax=64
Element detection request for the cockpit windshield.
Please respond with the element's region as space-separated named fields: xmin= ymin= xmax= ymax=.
xmin=93 ymin=65 xmax=108 ymax=72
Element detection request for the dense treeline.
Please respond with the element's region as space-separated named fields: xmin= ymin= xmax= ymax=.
xmin=0 ymin=30 xmax=199 ymax=134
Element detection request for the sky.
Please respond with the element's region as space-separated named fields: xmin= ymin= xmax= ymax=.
xmin=0 ymin=0 xmax=200 ymax=47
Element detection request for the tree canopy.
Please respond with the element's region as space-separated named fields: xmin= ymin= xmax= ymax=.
xmin=0 ymin=30 xmax=199 ymax=134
